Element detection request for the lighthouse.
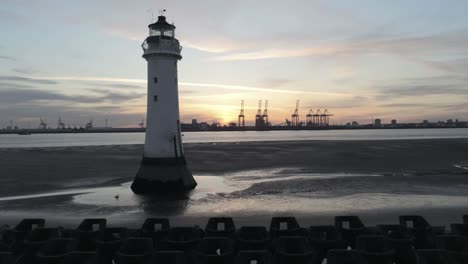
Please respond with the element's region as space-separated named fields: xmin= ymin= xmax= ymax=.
xmin=131 ymin=14 xmax=197 ymax=193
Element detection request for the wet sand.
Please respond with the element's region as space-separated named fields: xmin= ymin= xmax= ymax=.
xmin=0 ymin=139 xmax=467 ymax=196
xmin=0 ymin=139 xmax=468 ymax=227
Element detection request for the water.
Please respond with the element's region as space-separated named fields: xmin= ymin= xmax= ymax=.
xmin=1 ymin=128 xmax=467 ymax=148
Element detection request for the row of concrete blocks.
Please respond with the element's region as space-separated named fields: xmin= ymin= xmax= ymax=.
xmin=1 ymin=215 xmax=468 ymax=264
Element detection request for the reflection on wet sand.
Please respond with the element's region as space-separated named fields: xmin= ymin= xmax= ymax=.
xmin=0 ymin=168 xmax=467 ymax=225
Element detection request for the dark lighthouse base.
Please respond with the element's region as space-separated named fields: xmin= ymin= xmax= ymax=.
xmin=131 ymin=157 xmax=197 ymax=194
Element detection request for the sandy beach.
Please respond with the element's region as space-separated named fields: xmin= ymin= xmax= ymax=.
xmin=0 ymin=139 xmax=468 ymax=227
xmin=1 ymin=139 xmax=467 ymax=196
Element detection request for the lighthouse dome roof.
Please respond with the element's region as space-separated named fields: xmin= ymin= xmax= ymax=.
xmin=148 ymin=16 xmax=176 ymax=30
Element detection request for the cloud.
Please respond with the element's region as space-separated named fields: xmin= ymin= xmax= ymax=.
xmin=0 ymin=82 xmax=34 ymax=89
xmin=87 ymin=88 xmax=145 ymax=101
xmin=304 ymin=96 xmax=370 ymax=109
xmin=0 ymin=55 xmax=16 ymax=61
xmin=260 ymin=78 xmax=292 ymax=88
xmin=0 ymin=75 xmax=57 ymax=85
xmin=84 ymin=82 xmax=144 ymax=89
xmin=210 ymin=30 xmax=468 ymax=61
xmin=212 ymin=47 xmax=339 ymax=61
xmin=0 ymin=89 xmax=98 ymax=104
xmin=378 ymin=103 xmax=439 ymax=108
xmin=34 ymin=75 xmax=347 ymax=96
xmin=377 ymin=84 xmax=468 ymax=98
xmin=0 ymin=87 xmax=143 ymax=105
xmin=12 ymin=68 xmax=36 ymax=75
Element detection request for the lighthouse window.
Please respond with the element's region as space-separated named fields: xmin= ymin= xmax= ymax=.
xmin=154 ymin=77 xmax=158 ymax=83
xmin=154 ymin=95 xmax=158 ymax=102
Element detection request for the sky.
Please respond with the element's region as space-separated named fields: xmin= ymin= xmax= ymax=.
xmin=1 ymin=0 xmax=468 ymax=128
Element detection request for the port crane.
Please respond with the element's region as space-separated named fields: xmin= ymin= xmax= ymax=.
xmin=255 ymin=100 xmax=262 ymax=121
xmin=322 ymin=109 xmax=333 ymax=126
xmin=238 ymin=100 xmax=245 ymax=127
xmin=313 ymin=109 xmax=321 ymax=125
xmin=57 ymin=117 xmax=65 ymax=130
xmin=291 ymin=100 xmax=300 ymax=126
xmin=261 ymin=100 xmax=270 ymax=126
xmin=85 ymin=118 xmax=93 ymax=129
xmin=39 ymin=118 xmax=47 ymax=129
xmin=306 ymin=109 xmax=313 ymax=126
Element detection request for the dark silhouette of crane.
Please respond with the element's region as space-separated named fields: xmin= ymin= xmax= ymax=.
xmin=261 ymin=100 xmax=269 ymax=126
xmin=256 ymin=100 xmax=262 ymax=120
xmin=255 ymin=100 xmax=266 ymax=128
xmin=291 ymin=100 xmax=300 ymax=126
xmin=321 ymin=109 xmax=333 ymax=126
xmin=313 ymin=109 xmax=321 ymax=126
xmin=57 ymin=117 xmax=65 ymax=130
xmin=238 ymin=100 xmax=245 ymax=127
xmin=306 ymin=109 xmax=313 ymax=126
xmin=39 ymin=118 xmax=47 ymax=129
xmin=85 ymin=118 xmax=93 ymax=129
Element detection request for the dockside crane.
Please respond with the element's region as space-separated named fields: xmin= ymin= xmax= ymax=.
xmin=313 ymin=109 xmax=321 ymax=126
xmin=306 ymin=109 xmax=313 ymax=126
xmin=238 ymin=100 xmax=245 ymax=127
xmin=322 ymin=109 xmax=333 ymax=126
xmin=57 ymin=117 xmax=65 ymax=130
xmin=39 ymin=118 xmax=47 ymax=129
xmin=85 ymin=118 xmax=93 ymax=129
xmin=291 ymin=100 xmax=300 ymax=126
xmin=261 ymin=100 xmax=269 ymax=126
xmin=255 ymin=100 xmax=262 ymax=120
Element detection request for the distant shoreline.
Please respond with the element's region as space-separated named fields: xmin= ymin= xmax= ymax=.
xmin=1 ymin=125 xmax=467 ymax=135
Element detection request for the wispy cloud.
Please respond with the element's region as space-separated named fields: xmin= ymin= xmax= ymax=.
xmin=0 ymin=55 xmax=16 ymax=61
xmin=0 ymin=75 xmax=57 ymax=85
xmin=0 ymin=87 xmax=143 ymax=105
xmin=12 ymin=68 xmax=36 ymax=75
xmin=212 ymin=47 xmax=339 ymax=61
xmin=34 ymin=75 xmax=349 ymax=96
xmin=210 ymin=30 xmax=468 ymax=61
xmin=84 ymin=82 xmax=144 ymax=89
xmin=376 ymin=84 xmax=468 ymax=98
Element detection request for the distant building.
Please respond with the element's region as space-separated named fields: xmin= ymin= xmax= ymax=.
xmin=228 ymin=122 xmax=237 ymax=127
xmin=422 ymin=120 xmax=429 ymax=125
xmin=374 ymin=119 xmax=382 ymax=127
xmin=391 ymin=119 xmax=397 ymax=125
xmin=191 ymin=119 xmax=199 ymax=129
xmin=352 ymin=121 xmax=358 ymax=126
xmin=199 ymin=122 xmax=209 ymax=130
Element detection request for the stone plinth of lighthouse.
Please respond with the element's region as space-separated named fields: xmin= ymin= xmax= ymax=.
xmin=131 ymin=15 xmax=197 ymax=194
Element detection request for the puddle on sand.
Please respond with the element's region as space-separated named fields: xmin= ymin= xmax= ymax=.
xmin=1 ymin=168 xmax=468 ymax=222
xmin=0 ymin=168 xmax=383 ymax=206
xmin=454 ymin=163 xmax=468 ymax=170
xmin=72 ymin=176 xmax=240 ymax=206
xmin=72 ymin=168 xmax=383 ymax=206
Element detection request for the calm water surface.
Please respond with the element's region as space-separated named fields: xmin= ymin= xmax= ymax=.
xmin=1 ymin=128 xmax=467 ymax=148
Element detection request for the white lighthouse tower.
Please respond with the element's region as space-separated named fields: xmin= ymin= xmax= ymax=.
xmin=131 ymin=14 xmax=197 ymax=193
